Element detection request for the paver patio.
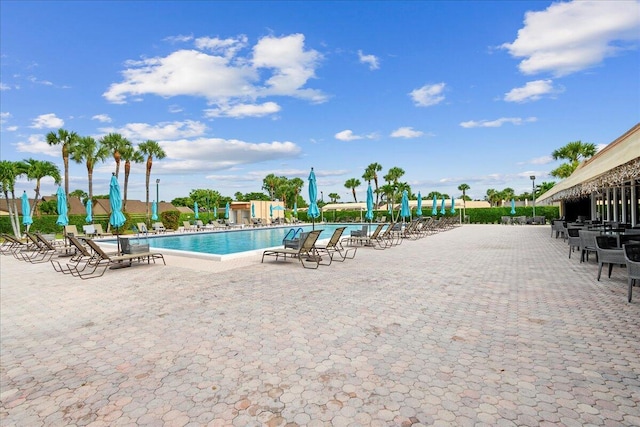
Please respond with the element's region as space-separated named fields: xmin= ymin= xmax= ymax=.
xmin=1 ymin=224 xmax=638 ymax=426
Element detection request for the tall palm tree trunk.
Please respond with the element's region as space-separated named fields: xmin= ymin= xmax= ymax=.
xmin=63 ymin=148 xmax=70 ymax=204
xmin=374 ymin=177 xmax=379 ymax=206
xmin=123 ymin=161 xmax=131 ymax=210
xmin=3 ymin=190 xmax=20 ymax=236
xmin=145 ymin=158 xmax=152 ymax=224
xmin=10 ymin=190 xmax=21 ymax=236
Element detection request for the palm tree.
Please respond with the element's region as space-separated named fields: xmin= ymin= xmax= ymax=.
xmin=328 ymin=193 xmax=340 ymax=203
xmin=458 ymin=183 xmax=470 ymax=218
xmin=380 ymin=183 xmax=395 ymax=216
xmin=385 ymin=166 xmax=405 ymax=184
xmin=289 ymin=177 xmax=304 ymax=209
xmin=551 ymin=140 xmax=597 ymax=178
xmin=23 ymin=158 xmax=62 ymax=216
xmin=364 ymin=163 xmax=383 ymax=206
xmin=344 ymin=178 xmax=361 ymax=202
xmin=0 ymin=160 xmax=27 ymax=236
xmin=70 ymin=189 xmax=89 ymax=204
xmin=485 ymin=188 xmax=498 ymax=207
xmin=136 ymin=140 xmax=167 ymax=223
xmin=262 ymin=174 xmax=279 ymax=200
xmin=120 ymin=144 xmax=144 ymax=210
xmin=537 ymin=181 xmax=556 ymax=197
xmin=100 ymin=133 xmax=131 ymax=178
xmin=70 ymin=136 xmax=108 ymax=204
xmin=46 ymin=128 xmax=79 ymax=203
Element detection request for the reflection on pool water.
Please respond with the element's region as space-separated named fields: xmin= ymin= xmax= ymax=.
xmin=112 ymin=224 xmax=372 ymax=258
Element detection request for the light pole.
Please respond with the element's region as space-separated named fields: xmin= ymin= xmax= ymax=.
xmin=156 ymin=179 xmax=160 ymax=217
xmin=530 ymin=175 xmax=536 ymax=217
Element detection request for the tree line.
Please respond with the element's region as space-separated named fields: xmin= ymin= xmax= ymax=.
xmin=0 ymin=128 xmax=166 ymax=237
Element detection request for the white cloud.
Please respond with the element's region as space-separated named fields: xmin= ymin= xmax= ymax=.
xmin=410 ymin=83 xmax=446 ymax=107
xmin=204 ymin=101 xmax=281 ymax=118
xmin=0 ymin=83 xmax=11 ymax=91
xmin=99 ymin=120 xmax=207 ymax=141
xmin=335 ymin=130 xmax=363 ymax=141
xmin=28 ymin=76 xmax=53 ymax=86
xmin=195 ymin=35 xmax=248 ymax=58
xmin=168 ymin=104 xmax=183 ymax=113
xmin=460 ymin=117 xmax=537 ymax=128
xmin=504 ymin=79 xmax=562 ymax=103
xmin=252 ymin=34 xmax=325 ymax=102
xmin=159 ymin=137 xmax=302 ymax=172
xmin=502 ymin=1 xmax=640 ymax=76
xmin=164 ymin=34 xmax=194 ymax=44
xmin=1 ymin=112 xmax=17 ymax=131
xmin=390 ymin=127 xmax=424 ymax=138
xmin=92 ymin=114 xmax=112 ymax=123
xmin=30 ymin=113 xmax=64 ymax=129
xmin=358 ymin=50 xmax=380 ymax=70
xmin=15 ymin=134 xmax=60 ymax=156
xmin=104 ymin=33 xmax=326 ymax=107
xmin=530 ymin=155 xmax=553 ymax=165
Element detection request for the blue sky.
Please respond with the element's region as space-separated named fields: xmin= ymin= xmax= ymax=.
xmin=1 ymin=0 xmax=639 ymax=204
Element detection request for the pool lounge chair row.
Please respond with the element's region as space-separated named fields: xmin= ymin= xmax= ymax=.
xmin=2 ymin=231 xmax=166 ymax=280
xmin=51 ymin=236 xmax=165 ymax=280
xmin=262 ymin=227 xmax=357 ymax=269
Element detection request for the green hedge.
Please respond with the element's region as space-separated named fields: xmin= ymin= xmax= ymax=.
xmin=0 ymin=206 xmax=560 ymax=236
xmin=464 ymin=206 xmax=559 ymax=224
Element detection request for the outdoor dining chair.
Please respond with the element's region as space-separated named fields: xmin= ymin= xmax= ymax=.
xmin=623 ymin=243 xmax=640 ymax=303
xmin=578 ymin=230 xmax=600 ymax=263
xmin=594 ymin=236 xmax=626 ymax=281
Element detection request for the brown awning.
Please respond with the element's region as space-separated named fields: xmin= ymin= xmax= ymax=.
xmin=537 ymin=123 xmax=640 ymax=203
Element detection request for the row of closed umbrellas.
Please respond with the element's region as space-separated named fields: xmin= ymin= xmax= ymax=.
xmin=21 ymin=170 xmax=466 ymax=234
xmin=307 ymin=168 xmax=456 ymax=229
xmin=21 ymin=174 xmax=131 ymax=235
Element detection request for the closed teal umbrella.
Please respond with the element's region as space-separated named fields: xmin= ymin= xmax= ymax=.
xmin=432 ymin=195 xmax=438 ymax=216
xmin=450 ymin=198 xmax=456 ymax=214
xmin=21 ymin=191 xmax=33 ymax=232
xmin=416 ymin=192 xmax=423 ymax=216
xmin=225 ymin=202 xmax=230 ymax=219
xmin=400 ymin=190 xmax=410 ymax=219
xmin=214 ymin=206 xmax=217 ymax=218
xmin=151 ymin=201 xmax=158 ymax=221
xmin=365 ymin=184 xmax=374 ymax=221
xmin=269 ymin=204 xmax=273 ymax=218
xmin=56 ymin=186 xmax=68 ymax=226
xmin=293 ymin=202 xmax=297 ymax=217
xmin=510 ymin=198 xmax=516 ymax=215
xmin=440 ymin=196 xmax=446 ymax=215
xmin=308 ymin=167 xmax=320 ymax=229
xmin=194 ymin=201 xmax=199 ymax=219
xmin=109 ymin=174 xmax=126 ymax=253
xmin=251 ymin=203 xmax=255 ymax=218
xmin=85 ymin=199 xmax=93 ymax=223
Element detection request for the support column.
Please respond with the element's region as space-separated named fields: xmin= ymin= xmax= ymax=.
xmin=621 ymin=184 xmax=628 ymax=224
xmin=631 ymin=179 xmax=637 ymax=227
xmin=613 ymin=187 xmax=619 ymax=222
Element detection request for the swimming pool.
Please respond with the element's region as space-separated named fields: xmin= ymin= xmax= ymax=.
xmin=110 ymin=224 xmax=371 ymax=259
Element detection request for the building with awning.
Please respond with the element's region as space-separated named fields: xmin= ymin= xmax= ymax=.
xmin=536 ymin=123 xmax=640 ymax=226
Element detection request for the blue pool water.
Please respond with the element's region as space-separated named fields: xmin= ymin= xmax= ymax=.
xmin=115 ymin=224 xmax=371 ymax=256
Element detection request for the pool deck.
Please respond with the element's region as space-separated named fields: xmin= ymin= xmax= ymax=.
xmin=1 ymin=224 xmax=638 ymax=426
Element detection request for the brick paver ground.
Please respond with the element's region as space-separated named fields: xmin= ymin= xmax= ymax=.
xmin=1 ymin=224 xmax=638 ymax=426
